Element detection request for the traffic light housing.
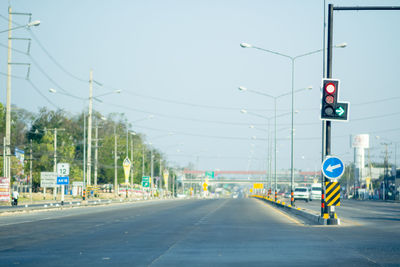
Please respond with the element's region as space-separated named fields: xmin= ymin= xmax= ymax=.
xmin=321 ymin=78 xmax=349 ymax=121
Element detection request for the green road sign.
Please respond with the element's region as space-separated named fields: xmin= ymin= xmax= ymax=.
xmin=205 ymin=171 xmax=215 ymax=178
xmin=142 ymin=176 xmax=150 ymax=188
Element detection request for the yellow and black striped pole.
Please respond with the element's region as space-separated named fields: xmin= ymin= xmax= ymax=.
xmin=326 ymin=182 xmax=340 ymax=207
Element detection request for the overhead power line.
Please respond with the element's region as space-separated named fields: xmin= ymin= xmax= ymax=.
xmin=26 ymin=79 xmax=59 ymax=109
xmin=133 ymin=125 xmax=267 ymax=141
xmin=103 ymin=101 xmax=265 ymax=127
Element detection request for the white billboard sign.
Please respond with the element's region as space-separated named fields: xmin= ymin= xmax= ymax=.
xmin=351 ymin=134 xmax=369 ymax=148
xmin=73 ymin=181 xmax=84 ymax=187
xmin=0 ymin=177 xmax=10 ymax=202
xmin=40 ymin=172 xmax=57 ymax=188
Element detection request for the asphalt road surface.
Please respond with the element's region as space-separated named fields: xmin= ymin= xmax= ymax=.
xmin=0 ymin=198 xmax=399 ymax=266
xmin=289 ymin=198 xmax=400 ymax=229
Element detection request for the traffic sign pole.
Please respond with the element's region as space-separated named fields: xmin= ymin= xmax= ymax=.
xmin=57 ymin=163 xmax=70 ymax=206
xmin=324 ymin=4 xmax=338 ymax=225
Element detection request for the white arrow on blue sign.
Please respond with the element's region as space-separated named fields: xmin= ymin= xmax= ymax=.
xmin=321 ymin=156 xmax=345 ymax=180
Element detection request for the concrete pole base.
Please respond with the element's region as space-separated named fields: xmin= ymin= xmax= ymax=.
xmin=327 ymin=218 xmax=340 ymax=225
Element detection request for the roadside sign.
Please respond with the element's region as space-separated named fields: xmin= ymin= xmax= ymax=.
xmin=57 ymin=176 xmax=69 ymax=185
xmin=0 ymin=177 xmax=10 ymax=202
xmin=73 ymin=181 xmax=84 ymax=187
xmin=203 ymin=183 xmax=208 ymax=191
xmin=325 ymin=182 xmax=340 ymax=206
xmin=205 ymin=171 xmax=215 ymax=178
xmin=253 ymin=183 xmax=264 ymax=189
xmin=142 ymin=176 xmax=150 ymax=188
xmin=123 ymin=158 xmax=131 ymax=184
xmin=163 ymin=170 xmax=169 ymax=189
xmin=57 ymin=163 xmax=70 ymax=176
xmin=322 ymin=156 xmax=345 ymax=180
xmin=40 ymin=172 xmax=57 ymax=187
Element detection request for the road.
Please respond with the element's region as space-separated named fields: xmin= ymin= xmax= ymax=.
xmin=288 ymin=198 xmax=400 ymax=229
xmin=0 ymin=198 xmax=399 ymax=266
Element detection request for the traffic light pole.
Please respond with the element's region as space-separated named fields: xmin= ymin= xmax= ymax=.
xmin=322 ymin=4 xmax=400 ymax=224
xmin=323 ymin=4 xmax=335 ymax=223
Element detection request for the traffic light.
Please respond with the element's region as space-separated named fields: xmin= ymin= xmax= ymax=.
xmin=320 ymin=78 xmax=349 ymax=121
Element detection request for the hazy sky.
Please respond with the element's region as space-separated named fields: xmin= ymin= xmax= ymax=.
xmin=0 ymin=0 xmax=399 ymax=173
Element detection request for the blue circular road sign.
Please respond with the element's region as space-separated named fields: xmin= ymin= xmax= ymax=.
xmin=321 ymin=156 xmax=345 ymax=180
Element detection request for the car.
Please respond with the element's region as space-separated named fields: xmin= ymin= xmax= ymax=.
xmin=293 ymin=187 xmax=310 ymax=202
xmin=310 ymin=183 xmax=322 ymax=200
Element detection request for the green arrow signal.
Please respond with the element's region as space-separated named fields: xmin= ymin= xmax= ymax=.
xmin=336 ymin=106 xmax=345 ymax=116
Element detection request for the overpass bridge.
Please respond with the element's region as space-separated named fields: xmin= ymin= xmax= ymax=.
xmin=180 ymin=169 xmax=321 ymax=188
xmin=182 ymin=169 xmax=320 ymax=180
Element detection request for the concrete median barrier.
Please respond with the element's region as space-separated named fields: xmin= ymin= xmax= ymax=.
xmin=253 ymin=195 xmax=328 ymax=225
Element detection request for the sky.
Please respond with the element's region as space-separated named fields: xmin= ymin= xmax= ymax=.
xmin=0 ymin=0 xmax=399 ymax=174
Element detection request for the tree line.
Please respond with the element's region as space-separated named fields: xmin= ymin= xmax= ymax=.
xmin=0 ymin=103 xmax=168 ymax=189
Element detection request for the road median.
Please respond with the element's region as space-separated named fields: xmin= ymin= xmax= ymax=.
xmin=252 ymin=195 xmax=328 ymax=225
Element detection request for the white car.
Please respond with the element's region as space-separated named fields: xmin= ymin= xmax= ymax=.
xmin=293 ymin=187 xmax=310 ymax=202
xmin=310 ymin=183 xmax=322 ymax=200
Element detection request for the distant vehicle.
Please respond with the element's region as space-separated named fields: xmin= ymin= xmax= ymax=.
xmin=310 ymin=183 xmax=322 ymax=201
xmin=293 ymin=187 xmax=310 ymax=202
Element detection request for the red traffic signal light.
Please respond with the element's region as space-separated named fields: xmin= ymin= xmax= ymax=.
xmin=324 ymin=82 xmax=336 ymax=94
xmin=321 ymin=79 xmax=348 ymax=121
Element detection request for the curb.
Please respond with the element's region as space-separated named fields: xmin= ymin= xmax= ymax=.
xmin=0 ymin=197 xmax=180 ymax=215
xmin=253 ymin=195 xmax=328 ymax=225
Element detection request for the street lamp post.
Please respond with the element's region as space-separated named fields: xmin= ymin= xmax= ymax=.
xmin=239 ymin=86 xmax=310 ymax=202
xmin=240 ymin=42 xmax=345 ymax=206
xmin=250 ymin=124 xmax=272 ymax=195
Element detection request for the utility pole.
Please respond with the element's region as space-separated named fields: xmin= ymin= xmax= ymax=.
xmin=159 ymin=158 xmax=162 ymax=196
xmin=53 ymin=128 xmax=58 ymax=200
xmin=172 ymin=171 xmax=175 ymax=197
xmin=83 ymin=110 xmax=86 ymax=197
xmin=3 ymin=137 xmax=5 ymax=178
xmin=142 ymin=145 xmax=145 ymax=178
xmin=86 ymin=70 xmax=93 ymax=186
xmin=130 ymin=133 xmax=134 ymax=187
xmin=383 ymin=142 xmax=390 ymax=201
xmin=5 ymin=6 xmax=12 ymax=184
xmin=94 ymin=120 xmax=99 ymax=187
xmin=114 ymin=125 xmax=118 ymax=196
xmin=47 ymin=128 xmax=65 ymax=200
xmin=151 ymin=149 xmax=154 ymax=198
xmin=29 ymin=139 xmax=33 ymax=203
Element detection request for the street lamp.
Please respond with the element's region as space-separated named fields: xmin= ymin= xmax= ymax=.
xmin=239 ymin=86 xmax=310 ymax=202
xmin=240 ymin=42 xmax=346 ymax=206
xmin=241 ymin=108 xmax=299 ymax=200
xmin=0 ymin=20 xmax=40 ymax=34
